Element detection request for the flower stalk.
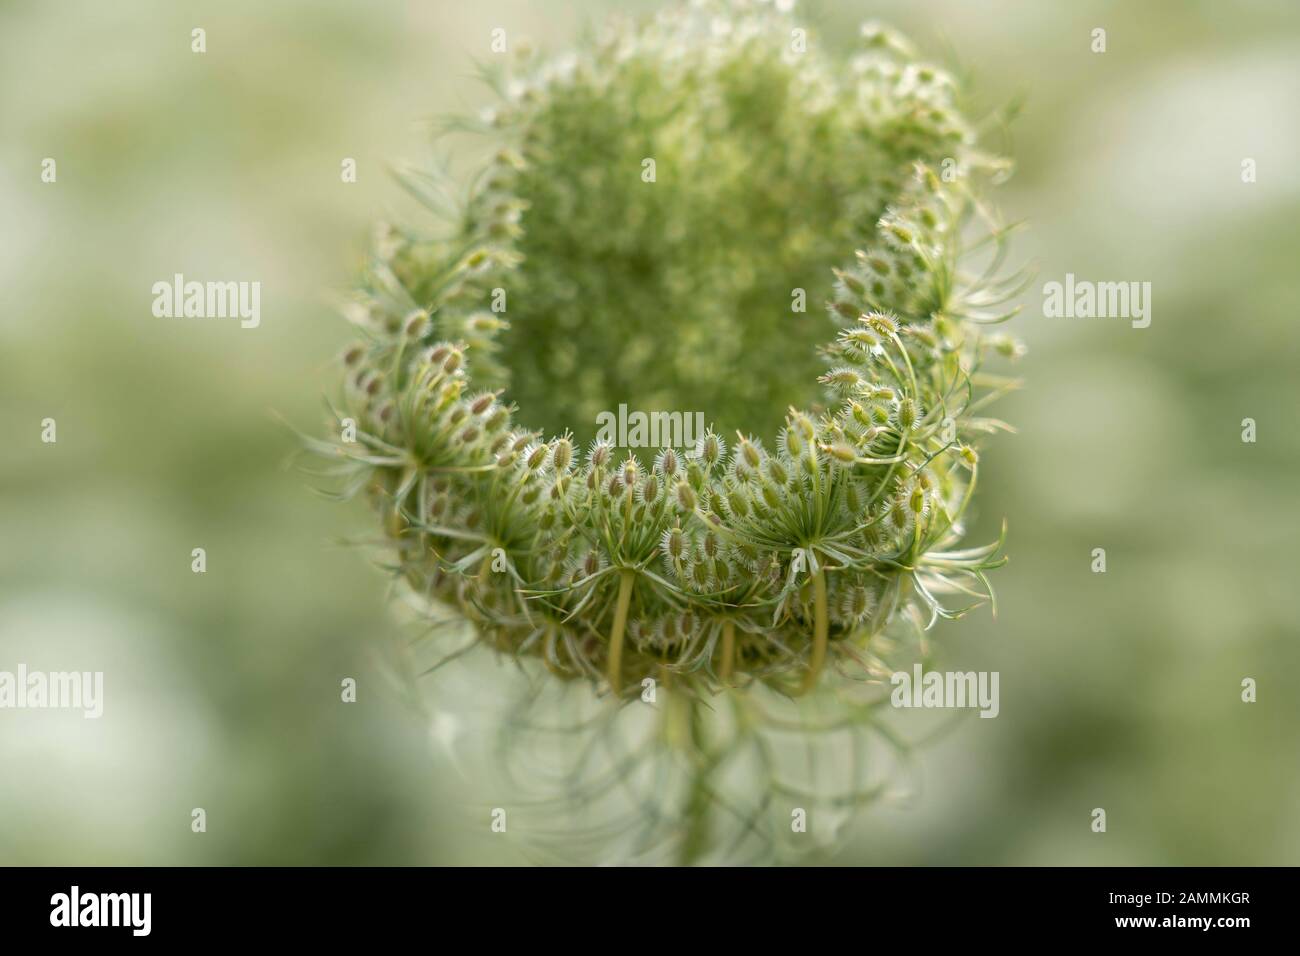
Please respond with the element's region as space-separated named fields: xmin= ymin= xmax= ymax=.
xmin=606 ymin=569 xmax=635 ymax=694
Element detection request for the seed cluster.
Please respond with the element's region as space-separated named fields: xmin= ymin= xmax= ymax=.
xmin=322 ymin=0 xmax=1023 ymax=700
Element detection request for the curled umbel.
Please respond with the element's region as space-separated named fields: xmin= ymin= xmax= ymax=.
xmin=326 ymin=0 xmax=1022 ymax=709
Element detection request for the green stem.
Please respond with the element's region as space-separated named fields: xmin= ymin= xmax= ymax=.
xmin=800 ymin=566 xmax=829 ymax=694
xmin=607 ymin=569 xmax=635 ymax=694
xmin=719 ymin=619 xmax=736 ymax=684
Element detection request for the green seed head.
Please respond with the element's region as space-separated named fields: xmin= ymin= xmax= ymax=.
xmin=525 ymin=443 xmax=548 ymax=472
xmin=697 ymin=431 xmax=724 ymax=467
xmin=674 ymin=481 xmax=696 ymax=514
xmin=896 ymin=397 xmax=920 ymax=431
xmin=662 ymin=526 xmax=688 ymax=563
xmin=656 ymin=447 xmax=680 ymax=478
xmin=551 ymin=436 xmax=573 ymax=472
xmin=317 ymin=0 xmax=1019 ymax=865
xmin=588 ymin=439 xmax=612 ymax=470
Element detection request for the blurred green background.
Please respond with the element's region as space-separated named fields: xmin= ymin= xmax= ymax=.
xmin=2 ymin=0 xmax=1298 ymax=865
